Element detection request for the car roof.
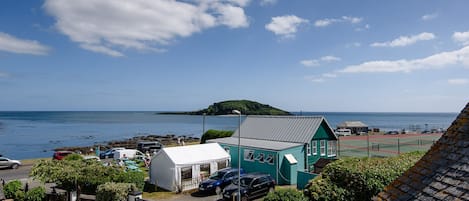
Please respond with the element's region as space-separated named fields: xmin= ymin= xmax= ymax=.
xmin=56 ymin=150 xmax=73 ymax=153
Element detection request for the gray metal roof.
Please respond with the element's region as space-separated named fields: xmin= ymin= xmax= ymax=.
xmin=208 ymin=137 xmax=303 ymax=151
xmin=231 ymin=116 xmax=336 ymax=144
xmin=337 ymin=121 xmax=368 ymax=128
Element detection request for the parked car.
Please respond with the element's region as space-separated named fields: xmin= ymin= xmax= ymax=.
xmin=53 ymin=151 xmax=74 ymax=160
xmin=83 ymin=155 xmax=101 ymax=161
xmin=222 ymin=173 xmax=275 ymax=201
xmin=0 ymin=157 xmax=21 ymax=169
xmin=99 ymin=147 xmax=125 ymax=159
xmin=198 ymin=168 xmax=245 ymax=194
xmin=335 ymin=128 xmax=352 ymax=136
xmin=137 ymin=141 xmax=163 ymax=154
xmin=385 ymin=131 xmax=399 ymax=135
xmin=113 ymin=149 xmax=145 ymax=160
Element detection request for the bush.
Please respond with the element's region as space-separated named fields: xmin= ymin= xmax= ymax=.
xmin=264 ymin=188 xmax=308 ymax=201
xmin=96 ymin=182 xmax=137 ymax=201
xmin=200 ymin=129 xmax=234 ymax=143
xmin=305 ymin=151 xmax=425 ymax=201
xmin=4 ymin=180 xmax=23 ymax=199
xmin=64 ymin=153 xmax=84 ymax=161
xmin=25 ymin=186 xmax=46 ymax=201
xmin=114 ymin=170 xmax=146 ymax=191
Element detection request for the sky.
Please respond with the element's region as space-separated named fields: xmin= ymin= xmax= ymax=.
xmin=0 ymin=0 xmax=468 ymax=112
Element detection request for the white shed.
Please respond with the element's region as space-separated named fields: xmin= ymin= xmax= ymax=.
xmin=149 ymin=143 xmax=230 ymax=192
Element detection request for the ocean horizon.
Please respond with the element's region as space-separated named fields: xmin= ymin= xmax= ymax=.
xmin=0 ymin=111 xmax=458 ymax=159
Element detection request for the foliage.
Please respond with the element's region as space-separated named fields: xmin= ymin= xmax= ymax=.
xmin=64 ymin=153 xmax=84 ymax=161
xmin=25 ymin=186 xmax=46 ymax=201
xmin=162 ymin=100 xmax=291 ymax=115
xmin=304 ymin=151 xmax=425 ymax=201
xmin=200 ymin=129 xmax=234 ymax=143
xmin=264 ymin=188 xmax=308 ymax=201
xmin=4 ymin=180 xmax=22 ymax=199
xmin=96 ymin=182 xmax=137 ymax=201
xmin=30 ymin=158 xmax=145 ymax=194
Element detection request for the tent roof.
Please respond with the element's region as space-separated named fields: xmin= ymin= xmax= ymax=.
xmin=160 ymin=143 xmax=230 ymax=166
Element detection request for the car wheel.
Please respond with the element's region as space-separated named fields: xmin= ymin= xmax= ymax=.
xmin=215 ymin=186 xmax=222 ymax=195
xmin=105 ymin=155 xmax=109 ymax=159
xmin=11 ymin=163 xmax=19 ymax=169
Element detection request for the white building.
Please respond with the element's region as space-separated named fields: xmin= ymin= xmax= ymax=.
xmin=149 ymin=143 xmax=230 ymax=192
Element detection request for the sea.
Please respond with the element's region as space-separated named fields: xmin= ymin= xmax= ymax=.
xmin=0 ymin=111 xmax=458 ymax=160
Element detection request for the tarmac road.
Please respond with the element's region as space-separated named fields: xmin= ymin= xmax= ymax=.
xmin=0 ymin=164 xmax=32 ymax=182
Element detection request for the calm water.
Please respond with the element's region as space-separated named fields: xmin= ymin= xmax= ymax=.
xmin=0 ymin=111 xmax=457 ymax=159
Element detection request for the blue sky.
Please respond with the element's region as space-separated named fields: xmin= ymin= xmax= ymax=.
xmin=0 ymin=0 xmax=468 ymax=112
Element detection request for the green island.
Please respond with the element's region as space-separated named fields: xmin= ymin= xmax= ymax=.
xmin=159 ymin=100 xmax=292 ymax=115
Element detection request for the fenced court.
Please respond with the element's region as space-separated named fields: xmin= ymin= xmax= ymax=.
xmin=338 ymin=133 xmax=442 ymax=158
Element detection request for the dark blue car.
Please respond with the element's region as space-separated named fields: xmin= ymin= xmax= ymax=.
xmin=222 ymin=173 xmax=276 ymax=201
xmin=198 ymin=167 xmax=245 ymax=194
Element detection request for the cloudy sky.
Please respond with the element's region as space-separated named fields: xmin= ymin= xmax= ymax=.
xmin=0 ymin=0 xmax=468 ymax=112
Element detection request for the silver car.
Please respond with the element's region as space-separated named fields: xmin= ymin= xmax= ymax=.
xmin=0 ymin=157 xmax=21 ymax=169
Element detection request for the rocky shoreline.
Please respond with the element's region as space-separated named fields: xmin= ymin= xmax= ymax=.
xmin=54 ymin=134 xmax=201 ymax=153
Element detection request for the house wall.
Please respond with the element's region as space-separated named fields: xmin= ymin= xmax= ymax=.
xmin=307 ymin=121 xmax=337 ymax=171
xmin=219 ymin=143 xmax=304 ymax=185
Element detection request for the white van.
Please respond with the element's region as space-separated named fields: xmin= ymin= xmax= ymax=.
xmin=335 ymin=128 xmax=352 ymax=136
xmin=114 ymin=149 xmax=145 ymax=160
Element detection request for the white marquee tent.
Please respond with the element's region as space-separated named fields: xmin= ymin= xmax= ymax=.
xmin=149 ymin=143 xmax=230 ymax=192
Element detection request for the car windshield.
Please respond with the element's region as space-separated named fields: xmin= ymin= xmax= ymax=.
xmin=232 ymin=177 xmax=253 ymax=187
xmin=209 ymin=171 xmax=226 ymax=180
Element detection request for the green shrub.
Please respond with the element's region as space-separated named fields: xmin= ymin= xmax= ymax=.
xmin=25 ymin=186 xmax=46 ymax=201
xmin=114 ymin=170 xmax=145 ymax=190
xmin=305 ymin=151 xmax=425 ymax=201
xmin=200 ymin=129 xmax=234 ymax=143
xmin=64 ymin=153 xmax=84 ymax=161
xmin=4 ymin=180 xmax=23 ymax=199
xmin=96 ymin=182 xmax=137 ymax=201
xmin=264 ymin=188 xmax=308 ymax=201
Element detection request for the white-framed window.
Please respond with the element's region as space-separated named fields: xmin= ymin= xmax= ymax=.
xmin=257 ymin=153 xmax=265 ymax=163
xmin=244 ymin=149 xmax=255 ymax=161
xmin=265 ymin=154 xmax=274 ymax=165
xmin=312 ymin=141 xmax=317 ymax=155
xmin=328 ymin=140 xmax=337 ymax=157
xmin=181 ymin=167 xmax=192 ymax=181
xmin=306 ymin=143 xmax=311 ymax=156
xmin=320 ymin=140 xmax=326 ymax=156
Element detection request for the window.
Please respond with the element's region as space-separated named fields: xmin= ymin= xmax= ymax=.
xmin=265 ymin=154 xmax=274 ymax=165
xmin=181 ymin=167 xmax=192 ymax=181
xmin=312 ymin=141 xmax=317 ymax=155
xmin=217 ymin=160 xmax=227 ymax=170
xmin=244 ymin=150 xmax=255 ymax=161
xmin=257 ymin=153 xmax=265 ymax=163
xmin=320 ymin=140 xmax=326 ymax=156
xmin=328 ymin=141 xmax=337 ymax=157
xmin=306 ymin=143 xmax=311 ymax=156
xmin=200 ymin=163 xmax=210 ymax=178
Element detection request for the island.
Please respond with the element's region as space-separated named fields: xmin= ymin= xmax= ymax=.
xmin=159 ymin=100 xmax=292 ymax=115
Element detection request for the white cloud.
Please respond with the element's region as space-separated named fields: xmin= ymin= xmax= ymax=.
xmin=0 ymin=72 xmax=9 ymax=78
xmin=422 ymin=13 xmax=438 ymax=21
xmin=314 ymin=16 xmax=362 ymax=27
xmin=346 ymin=42 xmax=361 ymax=48
xmin=370 ymin=32 xmax=435 ymax=47
xmin=301 ymin=55 xmax=341 ymax=67
xmin=321 ymin=55 xmax=341 ymax=62
xmin=0 ymin=32 xmax=49 ymax=55
xmin=322 ymin=73 xmax=337 ymax=78
xmin=260 ymin=0 xmax=277 ymax=6
xmin=340 ymin=45 xmax=469 ymax=73
xmin=265 ymin=15 xmax=308 ymax=38
xmin=448 ymin=78 xmax=469 ymax=85
xmin=304 ymin=75 xmax=325 ymax=83
xmin=44 ymin=0 xmax=249 ymax=57
xmin=453 ymin=31 xmax=469 ymax=46
xmin=300 ymin=59 xmax=319 ymax=67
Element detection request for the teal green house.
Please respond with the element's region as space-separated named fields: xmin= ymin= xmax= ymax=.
xmin=208 ymin=116 xmax=338 ymax=185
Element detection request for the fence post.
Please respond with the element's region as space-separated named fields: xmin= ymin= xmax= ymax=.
xmin=397 ymin=138 xmax=400 ymax=155
xmin=367 ymin=133 xmax=370 ymax=158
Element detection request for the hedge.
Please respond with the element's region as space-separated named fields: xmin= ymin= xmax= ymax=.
xmin=3 ymin=180 xmax=22 ymax=199
xmin=96 ymin=182 xmax=137 ymax=201
xmin=304 ymin=151 xmax=425 ymax=201
xmin=200 ymin=129 xmax=234 ymax=143
xmin=264 ymin=188 xmax=308 ymax=201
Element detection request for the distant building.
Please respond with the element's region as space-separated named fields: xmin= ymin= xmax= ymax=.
xmin=337 ymin=121 xmax=368 ymax=135
xmin=374 ymin=102 xmax=469 ymax=201
xmin=209 ymin=116 xmax=338 ymax=185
